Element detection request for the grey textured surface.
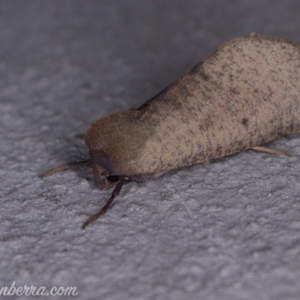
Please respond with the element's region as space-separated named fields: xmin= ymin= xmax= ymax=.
xmin=1 ymin=1 xmax=300 ymax=299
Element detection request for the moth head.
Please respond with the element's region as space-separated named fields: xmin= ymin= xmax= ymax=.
xmin=91 ymin=162 xmax=121 ymax=190
xmin=84 ymin=112 xmax=138 ymax=191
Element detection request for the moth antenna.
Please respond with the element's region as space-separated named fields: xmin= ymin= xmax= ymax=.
xmin=40 ymin=159 xmax=92 ymax=179
xmin=82 ymin=177 xmax=125 ymax=229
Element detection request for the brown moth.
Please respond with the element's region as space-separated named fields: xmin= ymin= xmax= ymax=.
xmin=41 ymin=34 xmax=300 ymax=229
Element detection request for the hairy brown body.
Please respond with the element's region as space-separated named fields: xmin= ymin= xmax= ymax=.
xmin=85 ymin=35 xmax=300 ymax=185
xmin=42 ymin=34 xmax=300 ymax=228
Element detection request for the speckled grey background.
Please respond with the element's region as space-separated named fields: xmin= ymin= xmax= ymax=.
xmin=1 ymin=1 xmax=300 ymax=299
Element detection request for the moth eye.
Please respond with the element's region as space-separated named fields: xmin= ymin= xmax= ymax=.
xmin=106 ymin=175 xmax=120 ymax=183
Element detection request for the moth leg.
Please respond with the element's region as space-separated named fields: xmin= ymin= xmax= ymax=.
xmin=82 ymin=177 xmax=125 ymax=229
xmin=252 ymin=146 xmax=290 ymax=157
xmin=75 ymin=134 xmax=85 ymax=140
xmin=40 ymin=159 xmax=92 ymax=178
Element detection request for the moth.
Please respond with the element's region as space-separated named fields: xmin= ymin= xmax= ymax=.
xmin=41 ymin=34 xmax=300 ymax=228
